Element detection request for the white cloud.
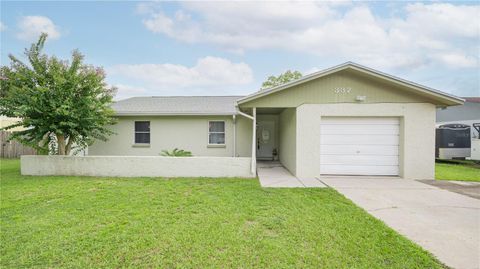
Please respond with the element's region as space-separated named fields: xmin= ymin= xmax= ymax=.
xmin=140 ymin=2 xmax=480 ymax=70
xmin=431 ymin=52 xmax=478 ymax=68
xmin=112 ymin=84 xmax=149 ymax=100
xmin=16 ymin=16 xmax=61 ymax=41
xmin=108 ymin=56 xmax=253 ymax=95
xmin=304 ymin=67 xmax=321 ymax=75
xmin=142 ymin=2 xmax=337 ymax=52
xmin=401 ymin=3 xmax=479 ymax=39
xmin=0 ymin=22 xmax=6 ymax=31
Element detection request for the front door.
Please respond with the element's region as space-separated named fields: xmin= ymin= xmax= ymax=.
xmin=256 ymin=121 xmax=275 ymax=160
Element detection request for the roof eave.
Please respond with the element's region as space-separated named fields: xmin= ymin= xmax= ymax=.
xmin=114 ymin=112 xmax=237 ymax=116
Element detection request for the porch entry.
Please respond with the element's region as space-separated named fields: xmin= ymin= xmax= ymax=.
xmin=256 ymin=120 xmax=276 ymax=160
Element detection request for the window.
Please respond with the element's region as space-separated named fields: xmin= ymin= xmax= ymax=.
xmin=134 ymin=121 xmax=150 ymax=144
xmin=208 ymin=121 xmax=225 ymax=145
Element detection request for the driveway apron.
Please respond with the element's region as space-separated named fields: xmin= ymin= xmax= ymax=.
xmin=321 ymin=177 xmax=480 ymax=269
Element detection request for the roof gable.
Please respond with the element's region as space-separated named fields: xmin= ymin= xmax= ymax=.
xmin=237 ymin=62 xmax=464 ymax=107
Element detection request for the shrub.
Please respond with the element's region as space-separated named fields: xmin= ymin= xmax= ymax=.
xmin=160 ymin=148 xmax=192 ymax=157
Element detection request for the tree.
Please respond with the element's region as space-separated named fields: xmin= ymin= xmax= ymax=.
xmin=0 ymin=33 xmax=117 ymax=155
xmin=261 ymin=70 xmax=302 ymax=90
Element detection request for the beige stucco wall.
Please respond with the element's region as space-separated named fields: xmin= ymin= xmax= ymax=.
xmin=21 ymin=155 xmax=254 ymax=178
xmin=278 ymin=108 xmax=296 ymax=175
xmin=234 ymin=116 xmax=253 ymax=157
xmin=89 ymin=116 xmax=252 ymax=157
xmin=295 ymin=103 xmax=436 ymax=180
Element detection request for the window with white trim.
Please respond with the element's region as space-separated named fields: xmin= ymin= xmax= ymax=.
xmin=134 ymin=121 xmax=150 ymax=144
xmin=208 ymin=121 xmax=225 ymax=145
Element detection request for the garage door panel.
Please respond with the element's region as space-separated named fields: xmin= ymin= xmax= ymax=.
xmin=321 ymin=124 xmax=399 ymax=135
xmin=320 ymin=155 xmax=399 ymax=166
xmin=320 ymin=165 xmax=399 ymax=176
xmin=321 ymin=117 xmax=399 ymax=125
xmin=321 ymin=145 xmax=399 ymax=156
xmin=320 ymin=117 xmax=400 ymax=176
xmin=320 ymin=134 xmax=399 ymax=145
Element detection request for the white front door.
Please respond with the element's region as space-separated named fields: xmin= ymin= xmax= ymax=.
xmin=257 ymin=121 xmax=275 ymax=160
xmin=320 ymin=117 xmax=400 ymax=176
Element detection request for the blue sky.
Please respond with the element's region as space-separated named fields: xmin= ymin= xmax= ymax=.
xmin=1 ymin=1 xmax=479 ymax=100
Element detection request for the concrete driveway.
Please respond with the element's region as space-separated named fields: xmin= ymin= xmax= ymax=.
xmin=321 ymin=177 xmax=480 ymax=269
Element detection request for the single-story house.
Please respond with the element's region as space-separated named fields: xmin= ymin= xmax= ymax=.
xmin=88 ymin=62 xmax=464 ymax=179
xmin=437 ymin=97 xmax=480 ymax=160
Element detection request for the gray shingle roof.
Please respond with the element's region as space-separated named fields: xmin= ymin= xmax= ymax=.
xmin=112 ymin=96 xmax=244 ymax=116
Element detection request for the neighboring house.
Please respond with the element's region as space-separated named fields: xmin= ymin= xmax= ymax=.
xmin=436 ymin=97 xmax=480 ymax=160
xmin=0 ymin=116 xmax=26 ymax=131
xmin=0 ymin=116 xmax=88 ymax=156
xmin=88 ymin=62 xmax=463 ymax=180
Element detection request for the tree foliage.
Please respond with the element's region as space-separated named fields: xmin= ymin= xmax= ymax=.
xmin=261 ymin=70 xmax=302 ymax=90
xmin=0 ymin=33 xmax=117 ymax=155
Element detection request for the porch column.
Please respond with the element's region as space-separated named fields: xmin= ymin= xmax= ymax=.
xmin=251 ymin=107 xmax=256 ymax=175
xmin=232 ymin=115 xmax=236 ymax=157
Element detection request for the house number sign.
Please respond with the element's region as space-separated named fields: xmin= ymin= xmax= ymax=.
xmin=333 ymin=87 xmax=352 ymax=94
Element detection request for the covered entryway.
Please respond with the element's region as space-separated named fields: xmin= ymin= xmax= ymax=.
xmin=320 ymin=117 xmax=400 ymax=176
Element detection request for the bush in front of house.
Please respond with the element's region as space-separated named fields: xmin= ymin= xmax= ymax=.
xmin=160 ymin=148 xmax=192 ymax=157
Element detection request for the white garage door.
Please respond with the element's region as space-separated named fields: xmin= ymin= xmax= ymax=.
xmin=320 ymin=117 xmax=399 ymax=176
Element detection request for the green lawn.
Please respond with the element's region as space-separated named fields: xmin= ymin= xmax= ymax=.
xmin=1 ymin=159 xmax=443 ymax=268
xmin=436 ymin=162 xmax=480 ymax=182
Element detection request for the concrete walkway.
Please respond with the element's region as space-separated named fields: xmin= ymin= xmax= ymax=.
xmin=257 ymin=162 xmax=326 ymax=188
xmin=322 ymin=176 xmax=480 ymax=269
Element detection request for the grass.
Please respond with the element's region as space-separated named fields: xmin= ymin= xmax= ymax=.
xmin=435 ymin=160 xmax=480 ymax=182
xmin=1 ymin=159 xmax=444 ymax=268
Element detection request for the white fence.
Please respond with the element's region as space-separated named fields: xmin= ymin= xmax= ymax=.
xmin=21 ymin=156 xmax=254 ymax=178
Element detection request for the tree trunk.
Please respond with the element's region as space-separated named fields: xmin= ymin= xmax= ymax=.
xmin=57 ymin=134 xmax=66 ymax=155
xmin=65 ymin=135 xmax=75 ymax=156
